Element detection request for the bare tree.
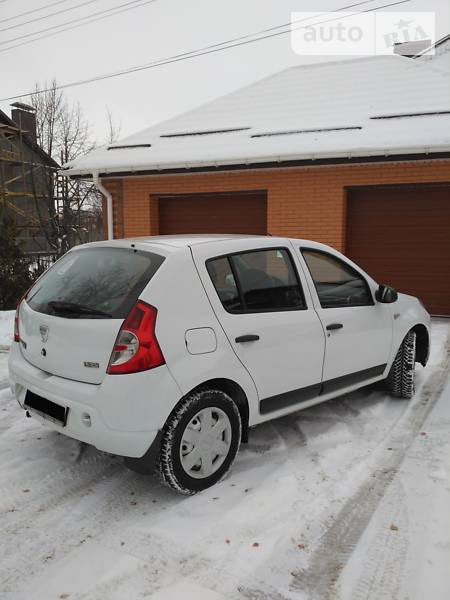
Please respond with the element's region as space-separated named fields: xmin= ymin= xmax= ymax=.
xmin=59 ymin=100 xmax=95 ymax=165
xmin=31 ymin=79 xmax=63 ymax=159
xmin=30 ymin=80 xmax=102 ymax=256
xmin=105 ymin=107 xmax=122 ymax=145
xmin=32 ymin=80 xmax=95 ymax=165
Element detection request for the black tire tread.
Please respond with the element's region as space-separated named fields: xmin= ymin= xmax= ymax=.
xmin=159 ymin=389 xmax=241 ymax=495
xmin=385 ymin=331 xmax=416 ymax=399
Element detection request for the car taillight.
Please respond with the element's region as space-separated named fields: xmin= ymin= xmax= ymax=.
xmin=14 ymin=290 xmax=29 ymax=342
xmin=107 ymin=301 xmax=165 ymax=375
xmin=14 ymin=306 xmax=20 ymax=342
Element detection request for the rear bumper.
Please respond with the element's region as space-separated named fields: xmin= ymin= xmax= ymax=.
xmin=8 ymin=343 xmax=182 ymax=458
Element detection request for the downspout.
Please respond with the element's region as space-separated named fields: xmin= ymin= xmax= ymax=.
xmin=92 ymin=171 xmax=113 ymax=240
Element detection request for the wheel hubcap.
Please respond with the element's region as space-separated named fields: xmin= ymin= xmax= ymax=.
xmin=180 ymin=407 xmax=232 ymax=479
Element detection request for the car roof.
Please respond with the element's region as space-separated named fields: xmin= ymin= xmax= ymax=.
xmin=118 ymin=234 xmax=271 ymax=248
xmin=79 ymin=234 xmax=331 ymax=253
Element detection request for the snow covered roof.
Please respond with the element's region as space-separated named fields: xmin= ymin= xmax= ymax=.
xmin=416 ymin=34 xmax=450 ymax=73
xmin=63 ymin=55 xmax=450 ymax=177
xmin=426 ymin=51 xmax=450 ymax=73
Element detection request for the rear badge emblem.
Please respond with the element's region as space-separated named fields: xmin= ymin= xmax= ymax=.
xmin=84 ymin=362 xmax=99 ymax=369
xmin=39 ymin=325 xmax=49 ymax=343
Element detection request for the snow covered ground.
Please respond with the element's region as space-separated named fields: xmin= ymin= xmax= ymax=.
xmin=0 ymin=317 xmax=449 ymax=600
xmin=0 ymin=310 xmax=14 ymax=351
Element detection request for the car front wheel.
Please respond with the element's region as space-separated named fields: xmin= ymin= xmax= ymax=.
xmin=159 ymin=389 xmax=242 ymax=494
xmin=384 ymin=330 xmax=416 ymax=399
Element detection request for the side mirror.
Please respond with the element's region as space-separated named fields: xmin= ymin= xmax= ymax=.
xmin=375 ymin=284 xmax=398 ymax=304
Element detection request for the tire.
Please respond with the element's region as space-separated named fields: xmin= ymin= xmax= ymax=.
xmin=384 ymin=331 xmax=416 ymax=399
xmin=159 ymin=389 xmax=242 ymax=495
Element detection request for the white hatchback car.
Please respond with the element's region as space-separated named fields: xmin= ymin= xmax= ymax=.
xmin=9 ymin=235 xmax=430 ymax=494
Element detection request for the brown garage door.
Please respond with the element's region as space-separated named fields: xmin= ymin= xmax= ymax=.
xmin=158 ymin=191 xmax=267 ymax=235
xmin=346 ymin=185 xmax=450 ymax=315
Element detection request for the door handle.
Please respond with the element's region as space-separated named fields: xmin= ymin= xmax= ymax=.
xmin=235 ymin=334 xmax=260 ymax=343
xmin=326 ymin=323 xmax=343 ymax=331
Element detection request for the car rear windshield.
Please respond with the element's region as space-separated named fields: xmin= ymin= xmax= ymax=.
xmin=26 ymin=247 xmax=165 ymax=319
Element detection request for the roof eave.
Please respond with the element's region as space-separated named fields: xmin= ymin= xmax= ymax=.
xmin=63 ymin=145 xmax=450 ymax=179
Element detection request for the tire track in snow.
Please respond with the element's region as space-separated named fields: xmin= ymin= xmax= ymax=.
xmin=237 ymin=584 xmax=290 ymax=600
xmin=347 ymin=479 xmax=410 ymax=600
xmin=0 ymin=465 xmax=184 ymax=593
xmin=290 ymin=334 xmax=450 ymax=600
xmin=0 ymin=459 xmax=125 ymax=591
xmin=0 ymin=444 xmax=121 ymax=514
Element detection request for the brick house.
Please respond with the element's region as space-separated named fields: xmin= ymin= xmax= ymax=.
xmin=64 ymin=55 xmax=450 ymax=315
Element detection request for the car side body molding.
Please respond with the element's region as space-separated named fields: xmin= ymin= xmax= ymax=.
xmin=259 ymin=363 xmax=387 ymax=414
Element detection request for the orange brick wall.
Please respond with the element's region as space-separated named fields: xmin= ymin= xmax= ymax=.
xmin=102 ymin=159 xmax=450 ymax=252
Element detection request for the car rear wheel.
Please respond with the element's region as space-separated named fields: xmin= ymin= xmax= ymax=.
xmin=159 ymin=389 xmax=242 ymax=494
xmin=384 ymin=331 xmax=416 ymax=399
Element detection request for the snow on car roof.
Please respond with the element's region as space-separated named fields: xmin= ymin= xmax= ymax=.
xmin=63 ymin=55 xmax=450 ymax=176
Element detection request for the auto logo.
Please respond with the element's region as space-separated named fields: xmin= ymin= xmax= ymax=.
xmin=39 ymin=325 xmax=49 ymax=343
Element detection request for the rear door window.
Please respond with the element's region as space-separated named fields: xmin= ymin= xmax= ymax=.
xmin=207 ymin=247 xmax=305 ymax=313
xmin=26 ymin=247 xmax=165 ymax=318
xmin=206 ymin=257 xmax=243 ymax=313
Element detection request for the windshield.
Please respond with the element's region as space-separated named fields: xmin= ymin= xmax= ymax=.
xmin=26 ymin=247 xmax=165 ymax=319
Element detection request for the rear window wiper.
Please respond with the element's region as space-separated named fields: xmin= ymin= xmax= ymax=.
xmin=48 ymin=301 xmax=112 ymax=318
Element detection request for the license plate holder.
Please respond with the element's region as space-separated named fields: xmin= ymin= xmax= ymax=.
xmin=24 ymin=391 xmax=69 ymax=427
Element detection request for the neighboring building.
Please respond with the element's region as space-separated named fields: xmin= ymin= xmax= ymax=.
xmin=0 ymin=104 xmax=59 ymax=256
xmin=64 ymin=55 xmax=450 ymax=315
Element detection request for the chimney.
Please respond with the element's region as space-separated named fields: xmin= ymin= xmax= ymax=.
xmin=10 ymin=102 xmax=37 ymax=142
xmin=393 ymin=39 xmax=431 ymax=58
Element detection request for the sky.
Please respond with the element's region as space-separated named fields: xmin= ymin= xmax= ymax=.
xmin=1 ymin=0 xmax=449 ymax=149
